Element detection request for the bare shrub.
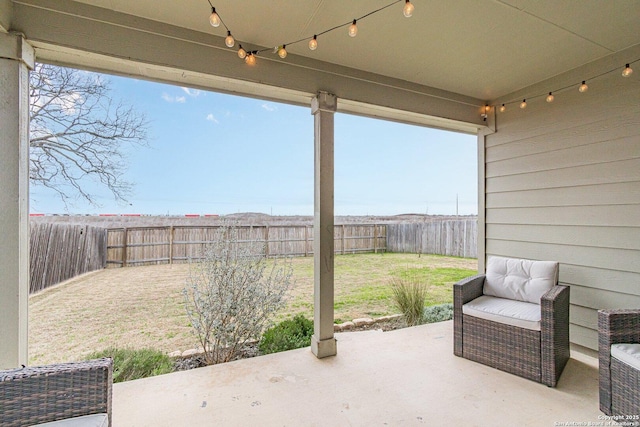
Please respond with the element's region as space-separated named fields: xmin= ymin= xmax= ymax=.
xmin=182 ymin=223 xmax=292 ymax=365
xmin=390 ymin=277 xmax=428 ymax=326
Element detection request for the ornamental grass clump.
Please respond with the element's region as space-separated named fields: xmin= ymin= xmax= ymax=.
xmin=183 ymin=223 xmax=292 ymax=365
xmin=87 ymin=347 xmax=174 ymax=383
xmin=390 ymin=277 xmax=428 ymax=326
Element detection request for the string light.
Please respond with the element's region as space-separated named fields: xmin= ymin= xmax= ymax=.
xmin=348 ymin=20 xmax=358 ymax=37
xmin=237 ymin=45 xmax=246 ymax=59
xmin=309 ymin=35 xmax=318 ymax=51
xmin=403 ymin=1 xmax=414 ymax=18
xmin=578 ymin=81 xmax=588 ymax=92
xmin=245 ymin=51 xmax=256 ymax=66
xmin=206 ymin=1 xmax=411 ymax=65
xmin=225 ymin=31 xmax=235 ymax=48
xmin=209 ymin=7 xmax=220 ymax=27
xmin=520 ymin=99 xmax=527 ymax=109
xmin=495 ymin=57 xmax=638 ymax=114
xmin=278 ymin=45 xmax=287 ymax=59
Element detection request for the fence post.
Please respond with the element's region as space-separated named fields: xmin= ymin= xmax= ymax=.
xmin=121 ymin=228 xmax=128 ymax=267
xmin=341 ymin=224 xmax=345 ymax=254
xmin=374 ymin=225 xmax=378 ymax=254
xmin=264 ymin=226 xmax=269 ymax=258
xmin=304 ymin=226 xmax=309 ymax=257
xmin=168 ymin=226 xmax=174 ymax=265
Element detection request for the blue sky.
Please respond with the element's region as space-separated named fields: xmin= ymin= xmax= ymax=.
xmin=30 ymin=74 xmax=478 ymax=216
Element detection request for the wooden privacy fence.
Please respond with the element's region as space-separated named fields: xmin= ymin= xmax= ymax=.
xmin=27 ymin=219 xmax=477 ymax=291
xmin=30 ymin=223 xmax=107 ymax=293
xmin=106 ymin=224 xmax=387 ymax=267
xmin=386 ymin=219 xmax=478 ymax=258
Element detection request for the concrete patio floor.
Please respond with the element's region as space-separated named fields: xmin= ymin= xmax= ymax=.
xmin=113 ymin=321 xmax=602 ymax=426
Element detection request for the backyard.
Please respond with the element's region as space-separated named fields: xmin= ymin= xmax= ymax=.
xmin=28 ymin=253 xmax=477 ymax=365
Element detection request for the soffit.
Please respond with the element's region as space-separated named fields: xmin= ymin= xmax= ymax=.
xmin=61 ymin=0 xmax=640 ymax=101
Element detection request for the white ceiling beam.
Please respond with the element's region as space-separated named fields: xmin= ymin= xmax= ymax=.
xmin=12 ymin=0 xmax=486 ymax=133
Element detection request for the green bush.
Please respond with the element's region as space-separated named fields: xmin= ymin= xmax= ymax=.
xmin=390 ymin=277 xmax=428 ymax=326
xmin=88 ymin=347 xmax=174 ymax=383
xmin=259 ymin=314 xmax=314 ymax=355
xmin=423 ymin=303 xmax=453 ymax=323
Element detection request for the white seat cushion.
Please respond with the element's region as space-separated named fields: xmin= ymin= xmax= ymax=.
xmin=31 ymin=414 xmax=109 ymax=427
xmin=463 ymin=295 xmax=541 ymax=331
xmin=611 ymin=343 xmax=640 ymax=370
xmin=484 ymin=256 xmax=558 ymax=304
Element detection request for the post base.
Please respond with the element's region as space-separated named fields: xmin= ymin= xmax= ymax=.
xmin=311 ymin=335 xmax=337 ymax=359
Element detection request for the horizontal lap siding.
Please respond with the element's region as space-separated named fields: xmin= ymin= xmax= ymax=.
xmin=484 ymin=58 xmax=640 ymax=350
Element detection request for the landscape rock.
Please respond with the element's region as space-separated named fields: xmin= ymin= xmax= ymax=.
xmin=168 ymin=350 xmax=182 ymax=358
xmin=181 ymin=348 xmax=201 ymax=357
xmin=334 ymin=324 xmax=342 ymax=332
xmin=339 ymin=321 xmax=355 ymax=330
xmin=352 ymin=317 xmax=374 ymax=327
xmin=375 ymin=314 xmax=403 ymax=323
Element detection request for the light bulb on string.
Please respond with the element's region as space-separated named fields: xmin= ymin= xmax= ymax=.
xmin=622 ymin=64 xmax=633 ymax=77
xmin=546 ymin=92 xmax=554 ymax=103
xmin=225 ymin=31 xmax=235 ymax=48
xmin=237 ymin=45 xmax=246 ymax=59
xmin=499 ymin=104 xmax=506 ymax=113
xmin=579 ymin=81 xmax=588 ymax=93
xmin=245 ymin=52 xmax=256 ymax=66
xmin=209 ymin=7 xmax=221 ymax=27
xmin=520 ymin=99 xmax=527 ymax=109
xmin=403 ymin=0 xmax=414 ymax=18
xmin=348 ymin=20 xmax=358 ymax=37
xmin=278 ymin=45 xmax=287 ymax=59
xmin=309 ymin=35 xmax=318 ymax=51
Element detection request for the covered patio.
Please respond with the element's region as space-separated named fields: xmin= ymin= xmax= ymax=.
xmin=113 ymin=321 xmax=601 ymax=426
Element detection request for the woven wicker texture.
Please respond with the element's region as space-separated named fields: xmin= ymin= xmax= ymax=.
xmin=0 ymin=358 xmax=112 ymax=427
xmin=453 ymin=269 xmax=570 ymax=387
xmin=598 ymin=309 xmax=640 ymax=419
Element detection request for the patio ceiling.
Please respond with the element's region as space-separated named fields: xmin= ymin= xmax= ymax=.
xmin=3 ymin=0 xmax=640 ymax=129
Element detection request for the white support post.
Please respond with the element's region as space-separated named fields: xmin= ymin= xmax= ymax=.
xmin=310 ymin=92 xmax=337 ymax=358
xmin=0 ymin=32 xmax=34 ymax=369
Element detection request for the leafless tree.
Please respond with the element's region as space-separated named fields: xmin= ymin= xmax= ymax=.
xmin=29 ymin=63 xmax=149 ymax=206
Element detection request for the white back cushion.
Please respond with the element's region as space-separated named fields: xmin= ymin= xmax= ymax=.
xmin=484 ymin=256 xmax=558 ymax=304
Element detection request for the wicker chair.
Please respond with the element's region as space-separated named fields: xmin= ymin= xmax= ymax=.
xmin=599 ymin=309 xmax=640 ymax=418
xmin=0 ymin=358 xmax=113 ymax=427
xmin=453 ymin=256 xmax=570 ymax=387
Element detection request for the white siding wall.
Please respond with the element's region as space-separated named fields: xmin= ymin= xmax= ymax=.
xmin=484 ymin=49 xmax=640 ymax=350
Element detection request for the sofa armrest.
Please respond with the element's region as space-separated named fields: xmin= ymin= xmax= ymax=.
xmin=453 ymin=274 xmax=485 ymax=356
xmin=599 ymin=309 xmax=640 ymax=347
xmin=598 ymin=309 xmax=640 ymax=414
xmin=0 ymin=358 xmax=113 ymax=427
xmin=453 ymin=274 xmax=485 ymax=308
xmin=540 ymin=285 xmax=570 ymax=386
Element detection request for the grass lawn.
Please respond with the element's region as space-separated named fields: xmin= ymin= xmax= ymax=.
xmin=28 ymin=253 xmax=477 ymax=365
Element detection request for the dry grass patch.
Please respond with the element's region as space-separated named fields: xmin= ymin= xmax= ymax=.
xmin=29 ymin=254 xmax=476 ymax=365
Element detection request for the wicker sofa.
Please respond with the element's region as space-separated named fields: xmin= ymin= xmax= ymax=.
xmin=453 ymin=256 xmax=570 ymax=387
xmin=0 ymin=358 xmax=113 ymax=427
xmin=598 ymin=309 xmax=640 ymax=418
